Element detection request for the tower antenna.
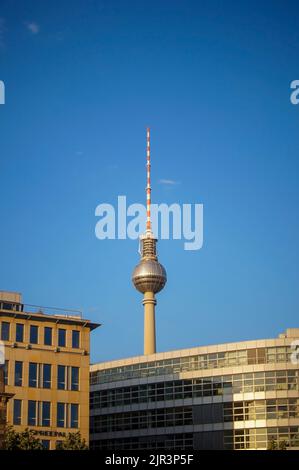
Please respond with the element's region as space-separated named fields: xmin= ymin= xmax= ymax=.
xmin=146 ymin=127 xmax=151 ymax=232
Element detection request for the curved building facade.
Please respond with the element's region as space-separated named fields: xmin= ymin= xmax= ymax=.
xmin=90 ymin=329 xmax=299 ymax=450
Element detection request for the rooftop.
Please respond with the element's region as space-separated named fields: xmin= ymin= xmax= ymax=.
xmin=0 ymin=290 xmax=100 ymax=330
xmin=90 ymin=328 xmax=299 ymax=372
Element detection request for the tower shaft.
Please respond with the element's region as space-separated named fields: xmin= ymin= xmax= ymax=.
xmin=143 ymin=291 xmax=157 ymax=355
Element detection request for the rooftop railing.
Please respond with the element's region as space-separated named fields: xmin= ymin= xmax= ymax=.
xmin=0 ymin=301 xmax=83 ymax=319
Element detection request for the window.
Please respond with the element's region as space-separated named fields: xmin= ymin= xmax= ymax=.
xmin=42 ymin=402 xmax=51 ymax=427
xmin=71 ymin=367 xmax=79 ymax=391
xmin=56 ymin=441 xmax=63 ymax=449
xmin=58 ymin=329 xmax=66 ymax=347
xmin=30 ymin=325 xmax=38 ymax=344
xmin=70 ymin=404 xmax=79 ymax=428
xmin=1 ymin=321 xmax=10 ymax=341
xmin=28 ymin=400 xmax=37 ymax=426
xmin=44 ymin=327 xmax=52 ymax=346
xmin=57 ymin=365 xmax=79 ymax=391
xmin=41 ymin=440 xmax=50 ymax=450
xmin=58 ymin=365 xmax=66 ymax=390
xmin=16 ymin=323 xmax=24 ymax=342
xmin=4 ymin=360 xmax=8 ymax=385
xmin=29 ymin=363 xmax=38 ymax=388
xmin=2 ymin=302 xmax=13 ymax=310
xmin=72 ymin=330 xmax=80 ymax=349
xmin=14 ymin=361 xmax=23 ymax=386
xmin=57 ymin=403 xmax=65 ymax=428
xmin=43 ymin=364 xmax=51 ymax=389
xmin=13 ymin=399 xmax=22 ymax=425
xmin=28 ymin=363 xmax=52 ymax=389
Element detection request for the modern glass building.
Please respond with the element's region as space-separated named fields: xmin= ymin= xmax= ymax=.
xmin=90 ymin=328 xmax=299 ymax=450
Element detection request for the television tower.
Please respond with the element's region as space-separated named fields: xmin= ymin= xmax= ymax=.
xmin=132 ymin=128 xmax=167 ymax=355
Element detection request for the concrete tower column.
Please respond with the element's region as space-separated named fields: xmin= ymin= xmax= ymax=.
xmin=143 ymin=292 xmax=157 ymax=355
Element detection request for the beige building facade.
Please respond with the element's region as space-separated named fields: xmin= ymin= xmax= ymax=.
xmin=0 ymin=367 xmax=13 ymax=449
xmin=90 ymin=329 xmax=299 ymax=450
xmin=0 ymin=291 xmax=99 ymax=450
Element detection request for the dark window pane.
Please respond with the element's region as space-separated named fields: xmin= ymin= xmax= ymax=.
xmin=71 ymin=367 xmax=79 ymax=391
xmin=72 ymin=330 xmax=80 ymax=349
xmin=57 ymin=365 xmax=65 ymax=390
xmin=13 ymin=399 xmax=22 ymax=425
xmin=16 ymin=323 xmax=24 ymax=343
xmin=57 ymin=403 xmax=65 ymax=428
xmin=58 ymin=329 xmax=66 ymax=347
xmin=2 ymin=303 xmax=13 ymax=310
xmin=30 ymin=325 xmax=38 ymax=344
xmin=4 ymin=360 xmax=8 ymax=385
xmin=28 ymin=400 xmax=37 ymax=426
xmin=1 ymin=322 xmax=10 ymax=341
xmin=41 ymin=440 xmax=50 ymax=450
xmin=42 ymin=402 xmax=51 ymax=427
xmin=70 ymin=404 xmax=78 ymax=428
xmin=44 ymin=327 xmax=52 ymax=346
xmin=43 ymin=364 xmax=51 ymax=389
xmin=29 ymin=363 xmax=38 ymax=388
xmin=14 ymin=361 xmax=23 ymax=386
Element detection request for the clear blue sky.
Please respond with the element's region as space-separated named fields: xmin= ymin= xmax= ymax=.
xmin=0 ymin=0 xmax=298 ymax=363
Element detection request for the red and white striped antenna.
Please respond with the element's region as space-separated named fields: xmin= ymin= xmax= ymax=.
xmin=146 ymin=127 xmax=152 ymax=232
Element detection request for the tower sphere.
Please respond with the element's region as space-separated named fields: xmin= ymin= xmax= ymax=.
xmin=132 ymin=259 xmax=167 ymax=294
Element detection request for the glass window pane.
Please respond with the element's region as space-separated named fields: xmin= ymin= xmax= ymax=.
xmin=41 ymin=440 xmax=50 ymax=450
xmin=57 ymin=365 xmax=66 ymax=390
xmin=14 ymin=361 xmax=23 ymax=386
xmin=72 ymin=331 xmax=80 ymax=349
xmin=44 ymin=327 xmax=52 ymax=346
xmin=42 ymin=402 xmax=51 ymax=427
xmin=43 ymin=364 xmax=51 ymax=389
xmin=28 ymin=400 xmax=37 ymax=426
xmin=70 ymin=404 xmax=78 ymax=428
xmin=30 ymin=325 xmax=38 ymax=344
xmin=13 ymin=399 xmax=22 ymax=425
xmin=29 ymin=363 xmax=38 ymax=388
xmin=1 ymin=322 xmax=10 ymax=341
xmin=57 ymin=403 xmax=65 ymax=428
xmin=4 ymin=360 xmax=9 ymax=385
xmin=16 ymin=323 xmax=24 ymax=343
xmin=71 ymin=367 xmax=79 ymax=391
xmin=58 ymin=329 xmax=66 ymax=347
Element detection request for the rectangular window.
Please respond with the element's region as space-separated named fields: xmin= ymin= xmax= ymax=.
xmin=43 ymin=364 xmax=51 ymax=389
xmin=2 ymin=302 xmax=13 ymax=310
xmin=13 ymin=399 xmax=22 ymax=425
xmin=44 ymin=327 xmax=52 ymax=346
xmin=1 ymin=321 xmax=10 ymax=341
xmin=70 ymin=404 xmax=79 ymax=428
xmin=16 ymin=323 xmax=24 ymax=342
xmin=41 ymin=440 xmax=50 ymax=450
xmin=30 ymin=325 xmax=38 ymax=344
xmin=28 ymin=400 xmax=37 ymax=426
xmin=72 ymin=330 xmax=80 ymax=349
xmin=57 ymin=365 xmax=66 ymax=390
xmin=71 ymin=367 xmax=79 ymax=391
xmin=57 ymin=403 xmax=65 ymax=428
xmin=29 ymin=362 xmax=38 ymax=388
xmin=56 ymin=441 xmax=63 ymax=449
xmin=4 ymin=360 xmax=8 ymax=385
xmin=14 ymin=361 xmax=23 ymax=386
xmin=42 ymin=401 xmax=51 ymax=427
xmin=58 ymin=329 xmax=66 ymax=347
